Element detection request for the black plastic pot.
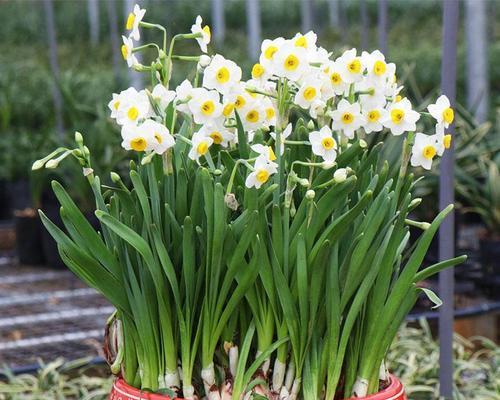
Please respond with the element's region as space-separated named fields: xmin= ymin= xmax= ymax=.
xmin=479 ymin=237 xmax=500 ymax=299
xmin=8 ymin=180 xmax=31 ymax=212
xmin=40 ymin=203 xmax=67 ymax=269
xmin=0 ymin=180 xmax=11 ymax=220
xmin=15 ymin=212 xmax=45 ymax=265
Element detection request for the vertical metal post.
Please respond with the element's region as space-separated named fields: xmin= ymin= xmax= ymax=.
xmin=360 ymin=0 xmax=369 ymax=50
xmin=88 ymin=0 xmax=99 ymax=46
xmin=246 ymin=0 xmax=261 ymax=59
xmin=378 ymin=0 xmax=388 ymax=55
xmin=107 ymin=0 xmax=122 ymax=86
xmin=43 ymin=0 xmax=64 ymax=138
xmin=465 ymin=0 xmax=489 ymax=123
xmin=328 ymin=0 xmax=340 ymax=27
xmin=439 ymin=1 xmax=459 ymax=399
xmin=301 ymin=0 xmax=314 ymax=32
xmin=212 ymin=0 xmax=225 ymax=44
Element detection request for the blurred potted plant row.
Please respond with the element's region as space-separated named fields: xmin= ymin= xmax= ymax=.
xmin=0 ymin=65 xmax=128 ymax=267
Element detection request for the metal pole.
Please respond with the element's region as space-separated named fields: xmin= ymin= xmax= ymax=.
xmin=106 ymin=0 xmax=122 ymax=86
xmin=465 ymin=0 xmax=489 ymax=123
xmin=212 ymin=0 xmax=225 ymax=44
xmin=43 ymin=0 xmax=64 ymax=138
xmin=246 ymin=0 xmax=261 ymax=59
xmin=377 ymin=0 xmax=388 ymax=55
xmin=87 ymin=0 xmax=99 ymax=46
xmin=439 ymin=1 xmax=459 ymax=399
xmin=360 ymin=0 xmax=369 ymax=50
xmin=301 ymin=0 xmax=314 ymax=32
xmin=328 ymin=0 xmax=339 ymax=27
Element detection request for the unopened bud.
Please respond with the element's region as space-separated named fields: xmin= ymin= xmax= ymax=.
xmin=32 ymin=160 xmax=45 ymax=170
xmin=158 ymin=49 xmax=166 ymax=59
xmin=359 ymin=139 xmax=367 ymax=148
xmin=83 ymin=146 xmax=90 ymax=157
xmin=45 ymin=159 xmax=59 ymax=169
xmin=213 ymin=169 xmax=222 ymax=176
xmin=306 ymin=120 xmax=315 ymax=130
xmin=322 ymin=161 xmax=335 ymax=170
xmin=305 ymin=189 xmax=315 ymax=200
xmin=299 ymin=178 xmax=309 ymax=187
xmin=110 ymin=172 xmax=121 ymax=183
xmin=75 ymin=131 xmax=83 ymax=145
xmin=72 ymin=149 xmax=83 ymax=158
xmin=199 ymin=55 xmax=211 ymax=67
xmin=224 ymin=193 xmax=239 ymax=211
xmin=334 ymin=168 xmax=348 ymax=183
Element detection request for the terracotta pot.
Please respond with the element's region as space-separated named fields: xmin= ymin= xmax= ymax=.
xmin=110 ymin=375 xmax=406 ymax=400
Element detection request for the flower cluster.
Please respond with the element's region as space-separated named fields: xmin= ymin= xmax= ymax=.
xmin=109 ymin=4 xmax=454 ymax=195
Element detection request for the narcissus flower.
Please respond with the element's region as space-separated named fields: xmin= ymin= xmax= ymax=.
xmin=337 ymin=48 xmax=364 ymax=84
xmin=121 ymin=36 xmax=139 ymax=68
xmin=259 ymin=37 xmax=285 ymax=71
xmin=203 ymin=55 xmax=242 ymax=95
xmin=188 ymin=88 xmax=223 ymax=124
xmin=361 ymin=50 xmax=395 ymax=85
xmin=274 ymin=43 xmax=308 ymax=81
xmin=330 ymin=99 xmax=365 ymax=139
xmin=121 ymin=123 xmax=155 ymax=152
xmin=141 ymin=119 xmax=175 ymax=154
xmin=270 ymin=123 xmax=292 ymax=155
xmin=108 ymin=88 xmax=136 ymax=119
xmin=188 ymin=130 xmax=214 ymax=163
xmin=115 ymin=89 xmax=152 ymax=126
xmin=309 ymin=126 xmax=337 ymax=162
xmin=125 ymin=4 xmax=146 ymax=41
xmin=152 ymin=84 xmax=176 ymax=112
xmin=427 ymin=95 xmax=454 ymax=128
xmin=321 ymin=61 xmax=348 ymax=98
xmin=191 ymin=16 xmax=211 ymax=53
xmin=245 ymin=157 xmax=278 ymax=189
xmin=250 ymin=144 xmax=277 ymax=162
xmin=198 ymin=121 xmax=234 ymax=147
xmin=382 ymin=97 xmax=420 ymax=136
xmin=295 ymin=78 xmax=322 ymax=110
xmin=411 ymin=132 xmax=440 ymax=170
xmin=362 ymin=107 xmax=388 ymax=134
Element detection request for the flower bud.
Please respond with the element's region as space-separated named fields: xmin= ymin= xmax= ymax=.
xmin=322 ymin=161 xmax=335 ymax=170
xmin=334 ymin=168 xmax=348 ymax=183
xmin=213 ymin=169 xmax=222 ymax=176
xmin=32 ymin=159 xmax=45 ymax=170
xmin=75 ymin=131 xmax=83 ymax=145
xmin=359 ymin=139 xmax=367 ymax=148
xmin=199 ymin=55 xmax=211 ymax=67
xmin=306 ymin=120 xmax=315 ymax=130
xmin=72 ymin=149 xmax=83 ymax=158
xmin=110 ymin=172 xmax=121 ymax=183
xmin=45 ymin=159 xmax=59 ymax=169
xmin=299 ymin=178 xmax=309 ymax=187
xmin=305 ymin=189 xmax=315 ymax=200
xmin=158 ymin=49 xmax=166 ymax=59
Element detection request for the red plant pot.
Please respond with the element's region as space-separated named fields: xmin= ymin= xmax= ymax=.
xmin=347 ymin=375 xmax=407 ymax=400
xmin=109 ymin=378 xmax=176 ymax=400
xmin=110 ymin=374 xmax=406 ymax=400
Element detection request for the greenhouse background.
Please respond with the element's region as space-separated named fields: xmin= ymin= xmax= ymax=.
xmin=0 ymin=0 xmax=498 ymax=399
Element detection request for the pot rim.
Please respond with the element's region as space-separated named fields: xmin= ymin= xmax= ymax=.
xmin=112 ymin=374 xmax=404 ymax=400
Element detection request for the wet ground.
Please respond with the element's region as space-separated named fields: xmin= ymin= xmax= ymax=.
xmin=0 ymin=252 xmax=112 ymax=370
